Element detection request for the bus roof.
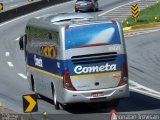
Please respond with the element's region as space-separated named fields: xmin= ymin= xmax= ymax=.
xmin=27 ymin=13 xmax=119 ymax=29
xmin=35 ymin=13 xmax=94 ymax=22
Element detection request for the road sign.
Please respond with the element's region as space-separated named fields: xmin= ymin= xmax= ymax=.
xmin=0 ymin=3 xmax=3 ymax=11
xmin=23 ymin=94 xmax=38 ymax=113
xmin=131 ymin=3 xmax=139 ymax=18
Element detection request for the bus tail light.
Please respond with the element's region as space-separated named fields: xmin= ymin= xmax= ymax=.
xmin=75 ymin=3 xmax=80 ymax=7
xmin=63 ymin=69 xmax=76 ymax=91
xmin=111 ymin=20 xmax=117 ymax=24
xmin=118 ymin=63 xmax=128 ymax=86
xmin=65 ymin=25 xmax=70 ymax=29
xmin=87 ymin=2 xmax=94 ymax=6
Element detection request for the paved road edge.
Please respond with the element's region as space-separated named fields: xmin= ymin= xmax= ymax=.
xmin=123 ymin=22 xmax=160 ymax=31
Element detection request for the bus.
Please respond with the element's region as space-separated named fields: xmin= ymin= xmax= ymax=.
xmin=20 ymin=13 xmax=129 ymax=110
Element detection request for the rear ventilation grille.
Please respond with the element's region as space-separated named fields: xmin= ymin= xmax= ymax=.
xmin=71 ymin=52 xmax=117 ymax=64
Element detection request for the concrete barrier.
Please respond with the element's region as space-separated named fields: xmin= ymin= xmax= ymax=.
xmin=0 ymin=0 xmax=71 ymax=23
xmin=123 ymin=22 xmax=160 ymax=31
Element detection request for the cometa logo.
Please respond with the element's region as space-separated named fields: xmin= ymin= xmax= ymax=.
xmin=34 ymin=55 xmax=43 ymax=67
xmin=74 ymin=63 xmax=117 ymax=74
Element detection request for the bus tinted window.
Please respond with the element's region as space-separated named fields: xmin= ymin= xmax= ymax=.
xmin=65 ymin=23 xmax=121 ymax=49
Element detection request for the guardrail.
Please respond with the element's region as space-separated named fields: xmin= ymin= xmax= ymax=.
xmin=0 ymin=0 xmax=70 ymax=23
xmin=0 ymin=0 xmax=43 ymax=13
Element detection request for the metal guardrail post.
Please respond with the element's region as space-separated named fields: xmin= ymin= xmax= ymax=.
xmin=0 ymin=3 xmax=3 ymax=11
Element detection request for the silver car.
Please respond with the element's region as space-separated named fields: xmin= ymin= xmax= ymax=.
xmin=75 ymin=0 xmax=99 ymax=12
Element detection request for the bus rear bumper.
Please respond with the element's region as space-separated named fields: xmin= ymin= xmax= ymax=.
xmin=62 ymin=84 xmax=129 ymax=104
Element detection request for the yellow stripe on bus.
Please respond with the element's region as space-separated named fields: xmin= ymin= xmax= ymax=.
xmin=27 ymin=65 xmax=63 ymax=80
xmin=70 ymin=71 xmax=121 ymax=79
xmin=27 ymin=65 xmax=121 ymax=80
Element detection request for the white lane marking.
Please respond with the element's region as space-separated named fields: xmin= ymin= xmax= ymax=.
xmin=0 ymin=1 xmax=74 ymax=27
xmin=124 ymin=29 xmax=160 ymax=37
xmin=129 ymin=80 xmax=160 ymax=99
xmin=98 ymin=0 xmax=139 ymax=16
xmin=137 ymin=29 xmax=160 ymax=34
xmin=130 ymin=80 xmax=160 ymax=95
xmin=7 ymin=62 xmax=14 ymax=67
xmin=130 ymin=86 xmax=160 ymax=99
xmin=18 ymin=73 xmax=27 ymax=79
xmin=16 ymin=37 xmax=20 ymax=41
xmin=5 ymin=52 xmax=10 ymax=57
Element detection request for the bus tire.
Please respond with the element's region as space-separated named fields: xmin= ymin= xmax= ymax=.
xmin=31 ymin=75 xmax=36 ymax=92
xmin=51 ymin=83 xmax=60 ymax=110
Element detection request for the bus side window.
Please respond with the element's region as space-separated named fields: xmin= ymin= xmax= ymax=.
xmin=48 ymin=32 xmax=52 ymax=40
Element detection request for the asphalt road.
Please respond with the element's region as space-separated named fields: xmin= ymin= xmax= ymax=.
xmin=0 ymin=0 xmax=160 ymax=120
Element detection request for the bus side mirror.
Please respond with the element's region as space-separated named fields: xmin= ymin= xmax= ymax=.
xmin=19 ymin=34 xmax=27 ymax=50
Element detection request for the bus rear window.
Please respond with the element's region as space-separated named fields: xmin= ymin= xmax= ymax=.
xmin=65 ymin=23 xmax=121 ymax=49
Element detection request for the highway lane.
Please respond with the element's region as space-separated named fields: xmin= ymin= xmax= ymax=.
xmin=126 ymin=30 xmax=160 ymax=92
xmin=0 ymin=0 xmax=160 ymax=119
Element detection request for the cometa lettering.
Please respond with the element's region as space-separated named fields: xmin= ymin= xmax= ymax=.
xmin=74 ymin=63 xmax=117 ymax=74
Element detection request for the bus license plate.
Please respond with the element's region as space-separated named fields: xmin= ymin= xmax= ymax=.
xmin=92 ymin=92 xmax=104 ymax=97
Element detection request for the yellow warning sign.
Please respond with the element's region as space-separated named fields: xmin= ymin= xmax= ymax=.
xmin=131 ymin=3 xmax=139 ymax=18
xmin=0 ymin=3 xmax=3 ymax=11
xmin=23 ymin=94 xmax=38 ymax=113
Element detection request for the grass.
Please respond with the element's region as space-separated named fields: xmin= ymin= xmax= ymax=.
xmin=122 ymin=1 xmax=160 ymax=27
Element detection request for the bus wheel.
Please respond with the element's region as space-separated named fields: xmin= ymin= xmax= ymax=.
xmin=52 ymin=84 xmax=60 ymax=110
xmin=31 ymin=75 xmax=36 ymax=92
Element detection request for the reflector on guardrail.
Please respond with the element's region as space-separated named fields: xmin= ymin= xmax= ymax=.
xmin=0 ymin=3 xmax=3 ymax=11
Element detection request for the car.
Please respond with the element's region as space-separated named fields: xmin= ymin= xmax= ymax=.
xmin=75 ymin=0 xmax=99 ymax=12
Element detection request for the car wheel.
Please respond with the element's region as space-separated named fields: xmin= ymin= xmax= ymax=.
xmin=96 ymin=6 xmax=99 ymax=11
xmin=96 ymin=4 xmax=99 ymax=11
xmin=75 ymin=9 xmax=78 ymax=12
xmin=92 ymin=7 xmax=96 ymax=12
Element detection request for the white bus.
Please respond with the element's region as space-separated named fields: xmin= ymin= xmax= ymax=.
xmin=20 ymin=13 xmax=129 ymax=110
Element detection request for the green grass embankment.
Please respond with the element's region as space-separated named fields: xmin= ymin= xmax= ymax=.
xmin=122 ymin=1 xmax=160 ymax=27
